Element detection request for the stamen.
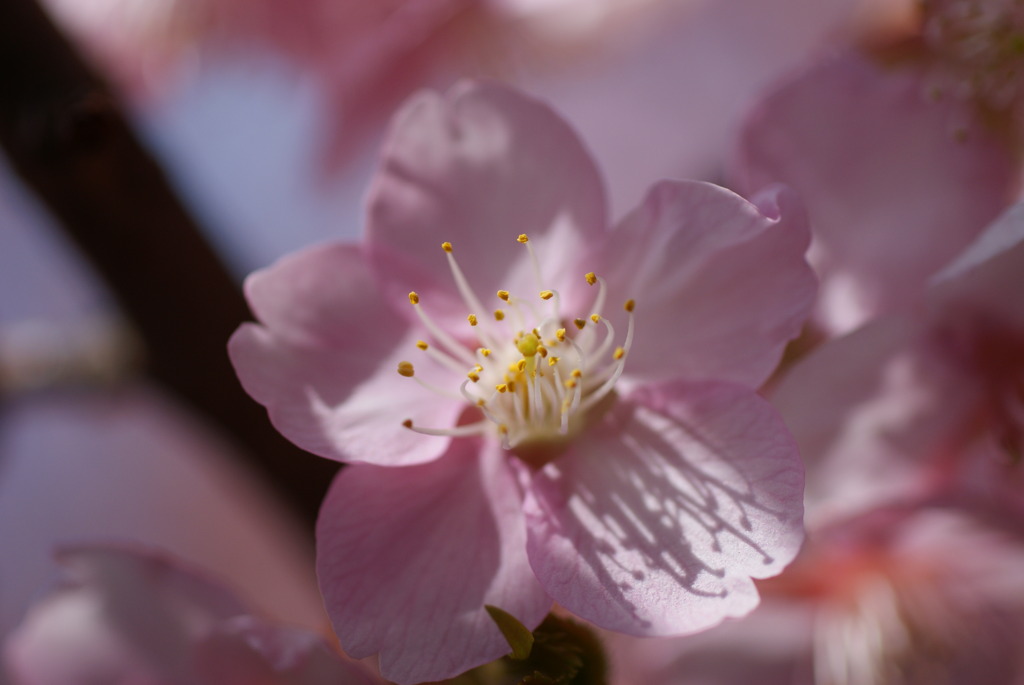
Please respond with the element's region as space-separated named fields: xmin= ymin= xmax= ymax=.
xmin=579 ymin=304 xmax=635 ymax=413
xmin=540 ymin=290 xmax=554 ymax=300
xmin=397 ymin=361 xmax=415 ymax=377
xmin=590 ymin=274 xmax=608 ymax=320
xmin=556 ymin=328 xmax=566 ymax=342
xmin=423 ymin=343 xmax=474 ymax=376
xmin=405 ymin=420 xmax=490 ymax=438
xmin=443 ymin=242 xmax=492 ymax=336
xmin=409 ymin=295 xmax=476 ymax=366
xmin=494 ymin=309 xmax=505 ymax=321
xmin=518 ymin=233 xmax=546 ymax=294
xmin=497 ymin=290 xmax=510 ymax=302
xmin=416 ymin=340 xmax=429 ymax=350
xmin=574 ymin=318 xmax=586 ymax=330
xmin=414 ymin=375 xmax=466 ymax=401
xmin=468 ymin=314 xmax=479 ymax=326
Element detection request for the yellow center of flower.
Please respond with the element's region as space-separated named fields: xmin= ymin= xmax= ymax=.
xmin=395 ymin=235 xmax=635 ymax=467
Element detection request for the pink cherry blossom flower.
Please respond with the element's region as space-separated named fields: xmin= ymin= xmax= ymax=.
xmin=3 ymin=545 xmax=379 ymax=685
xmin=734 ymin=51 xmax=1019 ymax=337
xmin=773 ymin=200 xmax=1024 ymax=525
xmin=229 ymin=82 xmax=815 ymax=683
xmin=605 ymin=507 xmax=1024 ymax=685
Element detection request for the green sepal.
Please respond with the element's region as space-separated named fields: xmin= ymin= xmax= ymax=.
xmin=486 ymin=605 xmax=535 ymax=660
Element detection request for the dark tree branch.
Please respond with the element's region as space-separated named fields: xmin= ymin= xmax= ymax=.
xmin=0 ymin=0 xmax=337 ymax=527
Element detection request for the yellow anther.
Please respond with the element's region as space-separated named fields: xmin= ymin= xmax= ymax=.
xmin=467 ymin=372 xmax=480 ymax=382
xmin=571 ymin=369 xmax=582 ymax=378
xmin=517 ymin=359 xmax=527 ymax=372
xmin=548 ymin=356 xmax=560 ymax=366
xmin=397 ymin=361 xmax=415 ymax=377
xmin=408 ymin=292 xmax=420 ymax=305
xmin=614 ymin=347 xmax=626 ymax=360
xmin=508 ymin=363 xmax=518 ymax=374
xmin=468 ymin=314 xmax=479 ymax=326
xmin=574 ymin=318 xmax=586 ymax=330
xmin=402 ymin=419 xmax=413 ymax=428
xmin=556 ymin=328 xmax=566 ymax=341
xmin=498 ymin=424 xmax=509 ymax=435
xmin=585 ymin=272 xmax=597 ymax=285
xmin=476 ymin=399 xmax=486 ymax=407
xmin=540 ymin=290 xmax=554 ymax=300
xmin=516 ymin=333 xmax=540 ymax=357
xmin=494 ymin=309 xmax=505 ymax=321
xmin=564 ymin=379 xmax=578 ymax=389
xmin=479 ymin=348 xmax=492 ymax=357
xmin=538 ymin=347 xmax=548 ymax=358
xmin=624 ymin=299 xmax=636 ymax=312
xmin=441 ymin=241 xmax=453 ymax=253
xmin=507 ymin=381 xmax=517 ymax=392
xmin=496 ymin=383 xmax=508 ymax=393
xmin=416 ymin=340 xmax=429 ymax=350
xmin=517 ymin=234 xmax=530 ymax=243
xmin=497 ymin=290 xmax=510 ymax=302
xmin=590 ymin=314 xmax=601 ymax=324
xmin=473 ymin=364 xmax=483 ymax=373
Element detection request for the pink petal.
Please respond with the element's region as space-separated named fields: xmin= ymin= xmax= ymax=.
xmin=3 ymin=546 xmax=247 ymax=685
xmin=523 ymin=381 xmax=804 ymax=636
xmin=930 ymin=201 xmax=1024 ymax=331
xmin=0 ymin=388 xmax=324 ymax=640
xmin=193 ymin=616 xmax=380 ymax=685
xmin=770 ymin=314 xmax=981 ymax=523
xmin=364 ymin=81 xmax=608 ymax=324
xmin=598 ymin=180 xmax=814 ymax=389
xmin=316 ymin=439 xmax=551 ymax=684
xmin=230 ymin=243 xmax=463 ymax=466
xmin=604 ymin=599 xmax=814 ymax=685
xmin=735 ymin=52 xmax=1019 ymax=335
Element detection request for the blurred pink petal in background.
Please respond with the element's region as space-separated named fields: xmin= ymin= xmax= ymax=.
xmin=3 ymin=546 xmax=376 ymax=685
xmin=773 ymin=200 xmax=1024 ymax=524
xmin=735 ymin=51 xmax=1019 ymax=337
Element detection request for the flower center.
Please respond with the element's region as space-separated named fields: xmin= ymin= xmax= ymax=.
xmin=920 ymin=0 xmax=1024 ymax=112
xmin=396 ymin=234 xmax=635 ymax=467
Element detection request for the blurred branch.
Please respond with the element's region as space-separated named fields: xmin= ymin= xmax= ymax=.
xmin=0 ymin=0 xmax=337 ymax=527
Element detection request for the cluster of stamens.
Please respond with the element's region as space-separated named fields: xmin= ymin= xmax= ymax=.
xmin=396 ymin=234 xmax=635 ymax=465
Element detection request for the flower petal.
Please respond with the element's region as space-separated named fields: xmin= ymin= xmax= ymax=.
xmin=193 ymin=616 xmax=380 ymax=685
xmin=523 ymin=381 xmax=804 ymax=636
xmin=365 ymin=81 xmax=608 ymax=323
xmin=599 ymin=180 xmax=814 ymax=389
xmin=930 ymin=200 xmax=1024 ymax=331
xmin=230 ymin=243 xmax=463 ymax=466
xmin=771 ymin=313 xmax=979 ymax=523
xmin=316 ymin=439 xmax=551 ymax=684
xmin=735 ymin=52 xmax=1019 ymax=335
xmin=3 ymin=545 xmax=247 ymax=685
